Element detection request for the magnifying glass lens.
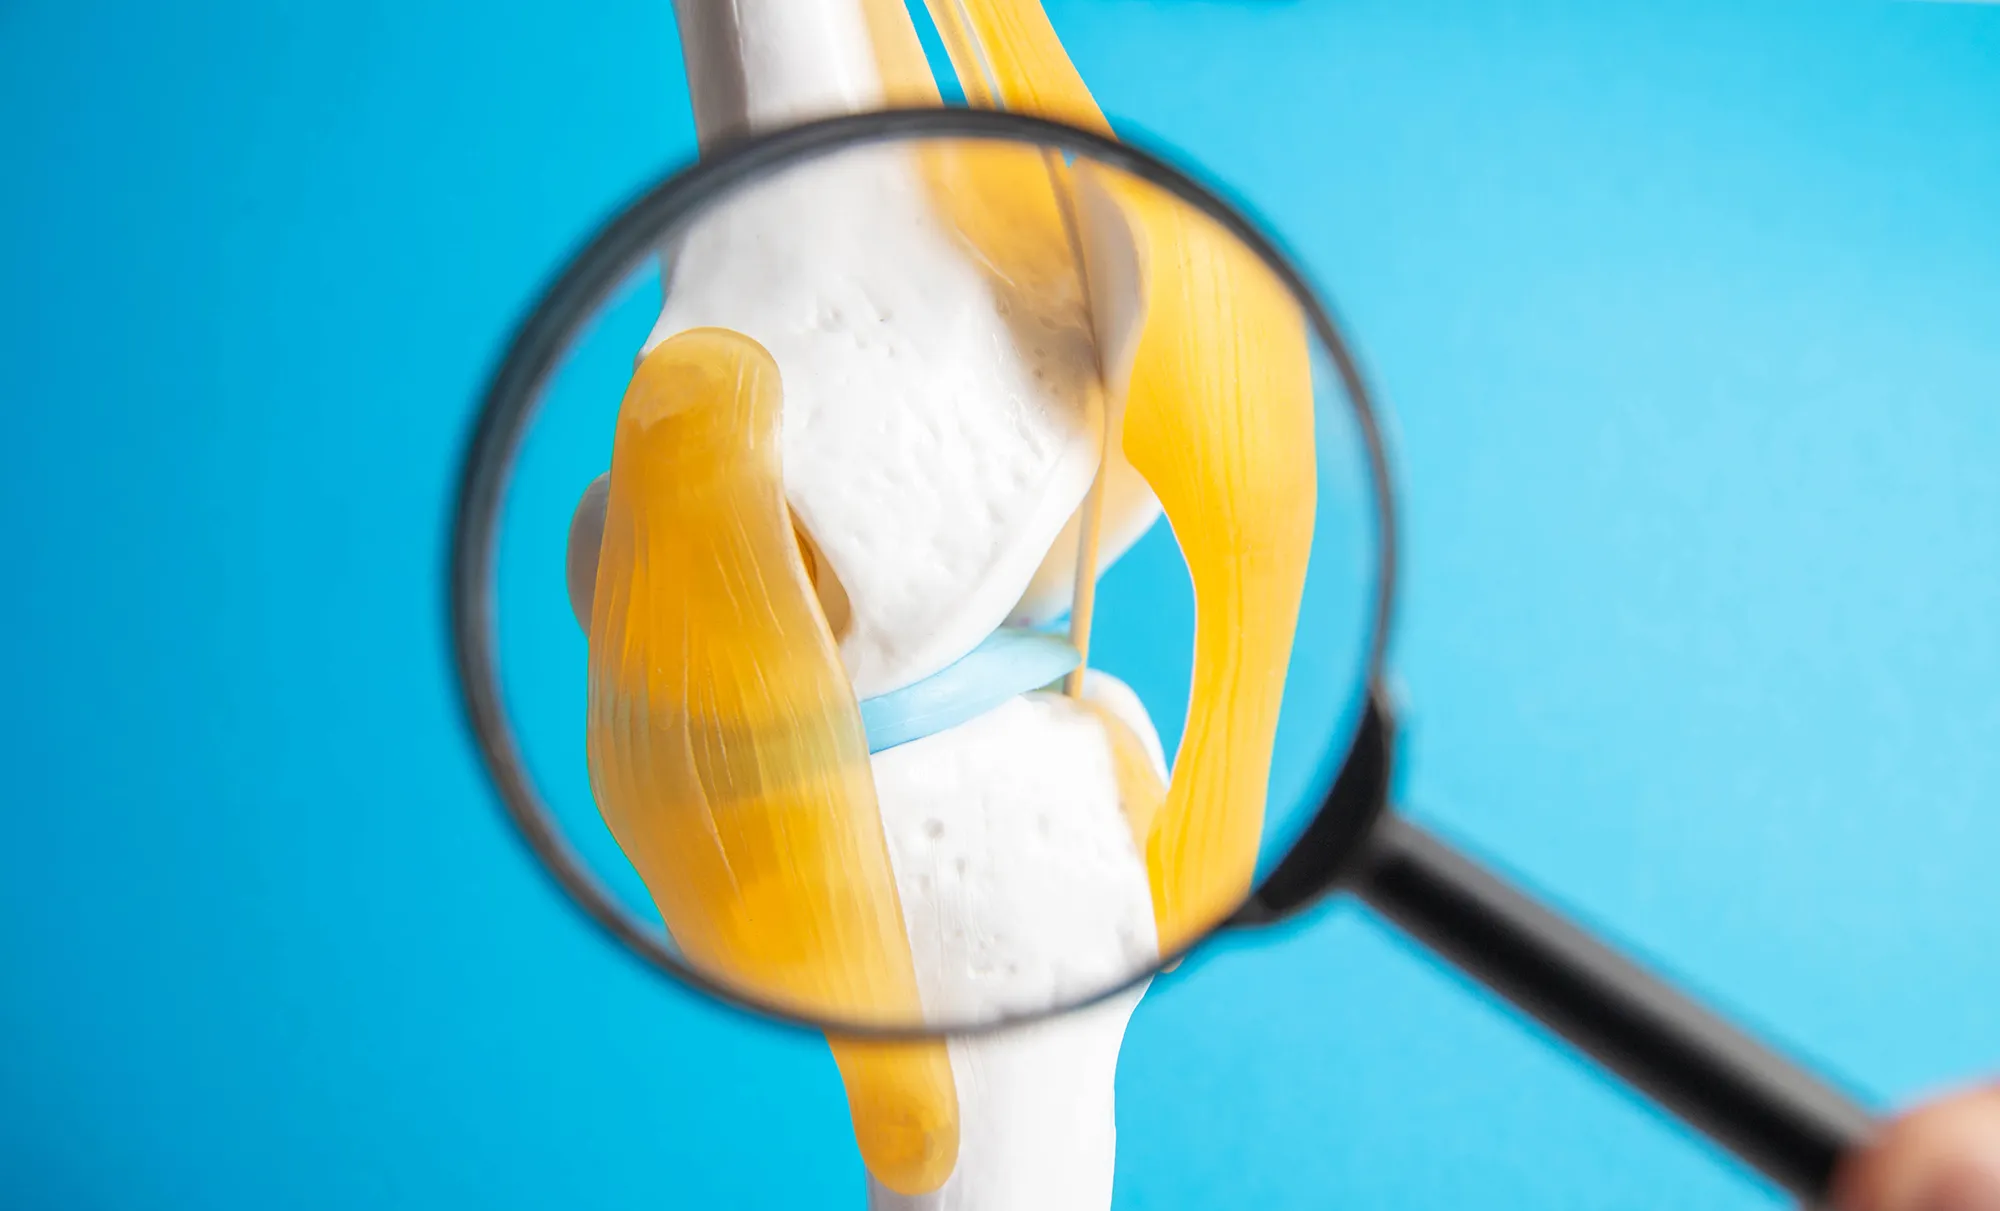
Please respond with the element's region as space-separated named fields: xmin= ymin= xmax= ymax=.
xmin=479 ymin=118 xmax=1386 ymax=1037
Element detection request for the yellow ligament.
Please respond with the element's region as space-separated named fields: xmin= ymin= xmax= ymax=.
xmin=914 ymin=0 xmax=1320 ymax=952
xmin=1113 ymin=183 xmax=1316 ymax=951
xmin=914 ymin=0 xmax=1107 ymax=357
xmin=860 ymin=0 xmax=1107 ymax=446
xmin=913 ymin=0 xmax=1114 ymax=702
xmin=586 ymin=329 xmax=957 ymax=1195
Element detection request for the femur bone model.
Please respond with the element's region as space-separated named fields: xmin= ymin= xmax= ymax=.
xmin=562 ymin=0 xmax=1318 ymax=1205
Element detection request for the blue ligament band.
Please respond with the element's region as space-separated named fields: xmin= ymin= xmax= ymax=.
xmin=858 ymin=627 xmax=1081 ymax=754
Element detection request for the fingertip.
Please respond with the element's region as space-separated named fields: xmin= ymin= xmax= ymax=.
xmin=1832 ymin=1085 xmax=2000 ymax=1211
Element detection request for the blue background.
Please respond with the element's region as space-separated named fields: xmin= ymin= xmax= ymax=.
xmin=3 ymin=1 xmax=1997 ymax=1208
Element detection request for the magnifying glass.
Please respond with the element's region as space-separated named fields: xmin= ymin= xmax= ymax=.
xmin=450 ymin=106 xmax=1873 ymax=1204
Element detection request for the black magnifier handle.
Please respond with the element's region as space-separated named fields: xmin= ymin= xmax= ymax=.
xmin=1352 ymin=813 xmax=1876 ymax=1203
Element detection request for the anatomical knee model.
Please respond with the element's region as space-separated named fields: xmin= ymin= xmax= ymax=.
xmin=563 ymin=0 xmax=1317 ymax=1206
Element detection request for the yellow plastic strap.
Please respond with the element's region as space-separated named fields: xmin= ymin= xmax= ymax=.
xmin=918 ymin=0 xmax=1319 ymax=952
xmin=859 ymin=0 xmax=942 ymax=107
xmin=1111 ymin=179 xmax=1317 ymax=952
xmin=874 ymin=0 xmax=1101 ymax=455
xmin=922 ymin=0 xmax=1110 ymax=132
xmin=586 ymin=329 xmax=957 ymax=1195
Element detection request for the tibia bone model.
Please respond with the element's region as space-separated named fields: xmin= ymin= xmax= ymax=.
xmin=569 ymin=0 xmax=1318 ymax=1206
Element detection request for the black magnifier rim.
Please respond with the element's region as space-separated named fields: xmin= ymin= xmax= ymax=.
xmin=449 ymin=105 xmax=1400 ymax=1040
